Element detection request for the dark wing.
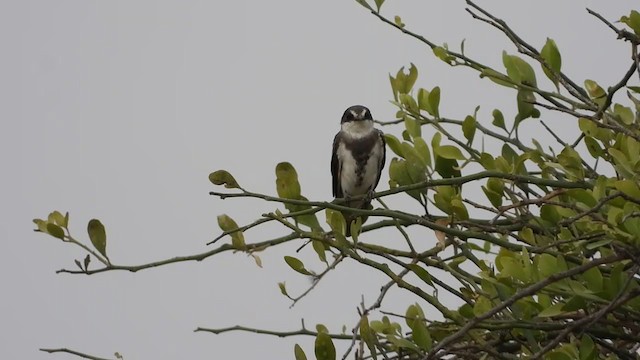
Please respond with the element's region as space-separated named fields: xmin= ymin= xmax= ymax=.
xmin=372 ymin=129 xmax=386 ymax=190
xmin=331 ymin=132 xmax=343 ymax=198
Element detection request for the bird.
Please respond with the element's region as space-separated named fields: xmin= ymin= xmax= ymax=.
xmin=331 ymin=105 xmax=386 ymax=235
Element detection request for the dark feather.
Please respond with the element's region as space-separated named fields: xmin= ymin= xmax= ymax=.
xmin=331 ymin=133 xmax=343 ymax=198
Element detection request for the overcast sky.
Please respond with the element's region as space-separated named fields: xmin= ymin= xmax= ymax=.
xmin=2 ymin=1 xmax=638 ymax=359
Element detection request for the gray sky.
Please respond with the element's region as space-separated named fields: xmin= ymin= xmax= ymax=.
xmin=2 ymin=1 xmax=637 ymax=359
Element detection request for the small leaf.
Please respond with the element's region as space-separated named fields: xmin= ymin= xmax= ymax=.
xmin=434 ymin=156 xmax=461 ymax=179
xmin=540 ymin=38 xmax=561 ymax=87
xmin=584 ymin=79 xmax=606 ymax=103
xmin=620 ymin=10 xmax=640 ymax=36
xmin=538 ymin=302 xmax=565 ymax=318
xmin=33 ymin=219 xmax=48 ymax=233
xmin=250 ymin=254 xmax=262 ymax=268
xmin=394 ymin=15 xmax=405 ymax=28
xmin=217 ymin=214 xmax=246 ymax=249
xmin=276 ymin=162 xmax=302 ymax=200
xmin=87 ymin=219 xmax=108 ymax=258
xmin=314 ymin=331 xmax=336 ymax=360
xmin=492 ymin=109 xmax=506 ymax=131
xmin=354 ymin=0 xmax=373 ymax=11
xmin=408 ymin=264 xmax=433 ymax=286
xmin=209 ymin=170 xmax=240 ymax=189
xmin=312 ymin=240 xmax=328 ymax=264
xmin=278 ymin=282 xmax=292 ymax=298
xmin=373 ymin=0 xmax=384 ymax=11
xmin=83 ymin=254 xmax=91 ymax=271
xmin=436 ymin=145 xmax=465 ymax=160
xmin=384 ymin=134 xmax=404 ymax=157
xmin=284 ymin=256 xmax=313 ymax=276
xmin=412 ymin=137 xmax=432 ymax=168
xmin=473 ymin=296 xmax=492 ymax=316
xmin=433 ymin=46 xmax=454 ymax=64
xmin=50 ymin=211 xmax=67 ymax=228
xmin=294 ymin=344 xmax=308 ymax=360
xmin=462 ymin=115 xmax=476 ymax=143
xmin=46 ymin=223 xmax=65 ymax=240
xmin=614 ymin=179 xmax=640 ymax=198
xmin=503 ymin=51 xmax=537 ymax=86
xmin=404 ymin=116 xmax=421 ymax=138
xmin=428 ymin=86 xmax=440 ymax=117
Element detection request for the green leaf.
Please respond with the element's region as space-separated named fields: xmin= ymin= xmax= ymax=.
xmin=408 ymin=264 xmax=433 ymax=286
xmin=436 ymin=145 xmax=465 ymax=160
xmin=284 ymin=256 xmax=313 ymax=276
xmin=538 ymin=302 xmax=565 ymax=318
xmin=584 ymin=79 xmax=606 ymax=103
xmin=209 ymin=170 xmax=240 ymax=189
xmin=405 ymin=304 xmax=432 ymax=350
xmin=50 ymin=211 xmax=68 ymax=228
xmin=386 ymin=335 xmax=420 ymax=353
xmin=217 ymin=214 xmax=245 ymax=249
xmin=417 ymin=88 xmax=430 ymax=113
xmin=502 ymin=51 xmax=537 ymax=86
xmin=33 ymin=218 xmax=48 ymax=233
xmin=354 ymin=0 xmax=373 ymax=11
xmin=325 ymin=208 xmax=347 ymax=237
xmin=394 ymin=15 xmax=405 ymax=28
xmin=87 ymin=219 xmax=108 ymax=258
xmin=519 ymin=227 xmax=535 ymax=245
xmin=405 ymin=63 xmax=418 ymax=93
xmin=615 ymin=179 xmax=640 ymax=198
xmin=278 ymin=282 xmax=289 ymax=297
xmin=480 ymin=68 xmax=515 ymax=87
xmin=46 ymin=223 xmax=65 ymax=240
xmin=462 ymin=115 xmax=476 ymax=143
xmin=275 ymin=162 xmax=302 ymax=200
xmin=312 ymin=240 xmax=327 ymax=264
xmin=384 ymin=134 xmax=404 ymax=157
xmin=613 ymin=104 xmax=634 ymax=125
xmin=412 ymin=137 xmax=432 ymax=168
xmin=579 ymin=334 xmax=596 ymax=360
xmin=434 ymin=156 xmax=461 ymax=179
xmin=294 ymin=344 xmax=307 ymax=360
xmin=359 ymin=315 xmax=377 ymax=357
xmin=620 ymin=10 xmax=640 ymax=36
xmin=540 ymin=38 xmax=561 ymax=87
xmin=428 ymin=86 xmax=440 ymax=117
xmin=314 ymin=331 xmax=336 ymax=360
xmin=373 ymin=0 xmax=384 ymax=11
xmin=404 ymin=116 xmax=421 ymax=138
xmin=473 ymin=296 xmax=492 ymax=316
xmin=516 ymin=89 xmax=537 ymax=123
xmin=492 ymin=109 xmax=506 ymax=131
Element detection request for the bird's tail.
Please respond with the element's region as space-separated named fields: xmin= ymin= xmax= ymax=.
xmin=343 ymin=199 xmax=372 ymax=237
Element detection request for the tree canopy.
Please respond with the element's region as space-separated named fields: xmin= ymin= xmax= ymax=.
xmin=35 ymin=1 xmax=640 ymax=359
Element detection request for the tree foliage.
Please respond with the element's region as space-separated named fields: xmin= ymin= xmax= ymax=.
xmin=35 ymin=1 xmax=640 ymax=359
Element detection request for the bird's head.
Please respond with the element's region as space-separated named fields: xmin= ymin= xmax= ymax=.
xmin=340 ymin=105 xmax=374 ymax=137
xmin=341 ymin=105 xmax=373 ymax=124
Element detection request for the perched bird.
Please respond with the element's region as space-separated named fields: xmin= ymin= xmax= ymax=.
xmin=331 ymin=105 xmax=386 ymax=234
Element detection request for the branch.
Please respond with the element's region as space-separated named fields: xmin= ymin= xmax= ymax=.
xmin=40 ymin=348 xmax=117 ymax=360
xmin=425 ymin=253 xmax=628 ymax=359
xmin=587 ymin=8 xmax=640 ymax=44
xmin=195 ymin=324 xmax=355 ymax=340
xmin=56 ymin=233 xmax=299 ymax=275
xmin=531 ymin=266 xmax=640 ymax=359
xmin=465 ymin=0 xmax=592 ymax=105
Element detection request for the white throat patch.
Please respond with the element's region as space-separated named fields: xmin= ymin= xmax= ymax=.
xmin=341 ymin=120 xmax=374 ymax=139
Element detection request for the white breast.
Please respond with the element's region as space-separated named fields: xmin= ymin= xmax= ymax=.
xmin=337 ymin=138 xmax=383 ymax=197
